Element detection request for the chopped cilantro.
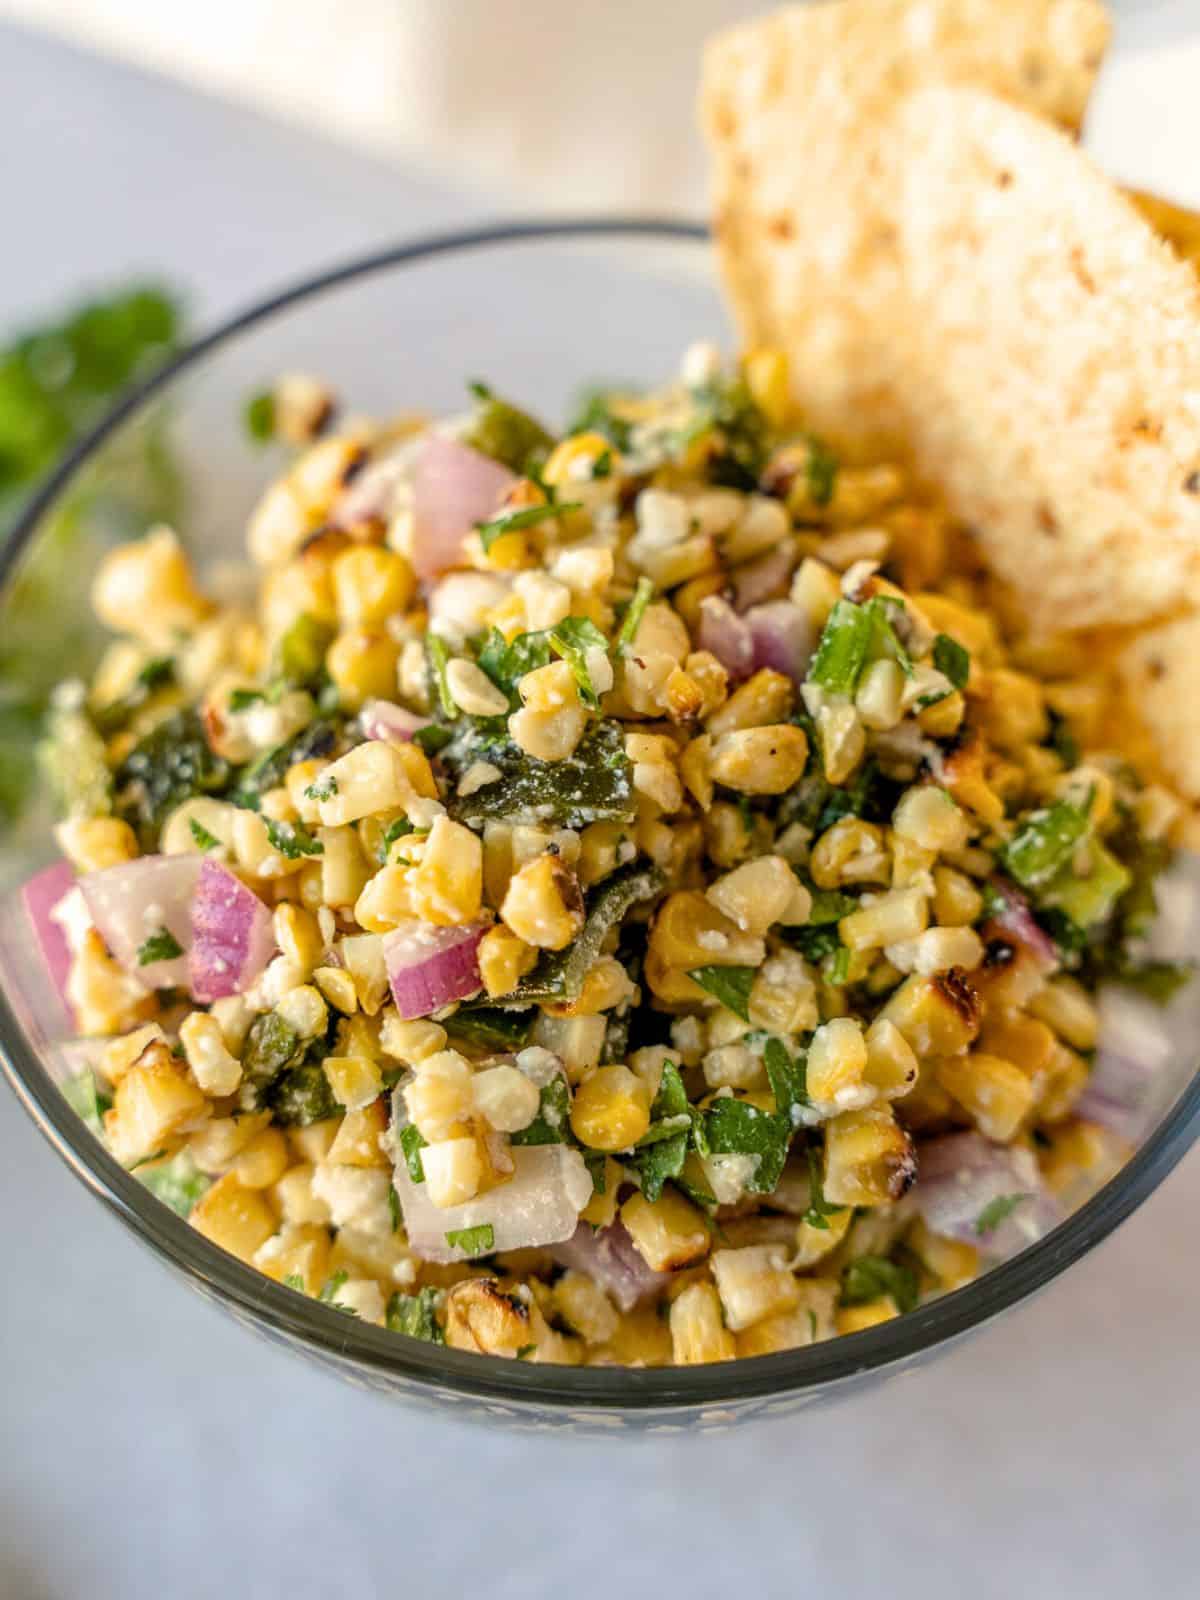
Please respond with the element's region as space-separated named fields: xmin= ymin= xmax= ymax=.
xmin=62 ymin=1068 xmax=112 ymax=1136
xmin=137 ymin=1150 xmax=210 ymax=1218
xmin=425 ymin=635 xmax=456 ymax=719
xmin=445 ymin=1223 xmax=495 ymax=1256
xmin=702 ymin=1097 xmax=791 ymax=1194
xmin=388 ymin=1184 xmax=402 ymax=1233
xmin=317 ymin=1271 xmax=359 ymax=1316
xmin=975 ymin=1193 xmax=1029 ymax=1235
xmin=476 ymin=499 xmax=583 ymax=553
xmin=763 ymin=1036 xmax=809 ymax=1120
xmin=805 ymin=436 xmax=839 ymax=508
xmin=687 ymin=965 xmax=756 ymax=1021
xmin=592 ymin=448 xmax=613 ymax=479
xmin=802 ymin=1144 xmax=841 ymax=1231
xmin=228 ymin=687 xmax=266 ymax=712
xmin=91 ymin=655 xmax=176 ymax=735
xmin=399 ymin=1123 xmax=428 ymax=1183
xmin=548 ymin=616 xmax=609 ymax=710
xmin=386 ymin=1286 xmax=444 ymax=1343
xmin=283 ymin=1274 xmax=306 ymax=1292
xmin=931 ymin=633 xmax=970 ymax=692
xmin=244 ymin=388 xmax=276 ymax=443
xmin=568 ymin=385 xmax=637 ymax=452
xmin=841 ymin=1254 xmax=919 ymax=1315
xmin=304 ymin=772 xmax=338 ymax=803
xmin=615 ymin=576 xmax=655 ymax=651
xmin=136 ymin=927 xmax=183 ymax=966
xmin=1046 ymin=710 xmax=1080 ymax=769
xmin=188 ymin=817 xmax=221 ymax=852
xmin=516 ymin=1343 xmax=538 ymax=1360
xmin=511 ymin=1076 xmax=571 ymax=1147
xmin=412 ymin=723 xmax=453 ymax=756
xmin=264 ymin=818 xmax=324 ymax=859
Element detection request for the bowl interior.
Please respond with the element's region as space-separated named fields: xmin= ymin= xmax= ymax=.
xmin=2 ymin=221 xmax=1199 ymax=1423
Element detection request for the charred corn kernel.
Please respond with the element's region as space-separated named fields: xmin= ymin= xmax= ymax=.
xmin=1029 ymin=976 xmax=1099 ymax=1051
xmin=793 ymin=1206 xmax=854 ymax=1270
xmin=709 ymin=724 xmax=808 ymax=794
xmin=501 ymin=854 xmax=584 ymax=950
xmin=839 ymin=887 xmax=929 ymax=953
xmin=932 ymin=865 xmax=984 ymax=927
xmin=575 ymin=820 xmax=624 ymax=886
xmin=807 ymin=1017 xmax=869 ymax=1107
xmin=287 ymin=1118 xmax=341 ymax=1165
xmin=790 ymin=556 xmax=842 ymax=629
xmin=855 ymin=657 xmax=905 ymax=731
xmin=837 ymin=1299 xmax=899 ymax=1334
xmin=54 ymin=816 xmax=139 ymax=873
xmin=190 ymin=1173 xmax=277 ymax=1263
xmin=230 ymin=808 xmax=300 ymax=879
xmin=913 ymin=591 xmax=997 ymax=662
xmin=179 ymin=1011 xmax=242 ymax=1097
xmin=354 ymin=864 xmax=416 ymax=932
xmin=443 ymin=1278 xmax=530 ymax=1356
xmin=979 ymin=668 xmax=1046 ymax=750
xmin=322 ymin=1054 xmax=383 ymax=1112
xmin=475 ymin=924 xmax=536 ymax=999
xmin=580 ymin=1156 xmax=622 ymax=1228
xmin=711 ymin=1245 xmax=801 ymax=1332
xmin=326 ymin=629 xmax=400 ymax=711
xmin=248 ymin=479 xmax=311 ymax=568
xmin=678 ymin=734 xmax=714 ymax=811
xmin=892 ymin=785 xmax=969 ymax=853
xmin=187 ymin=1111 xmax=272 ymax=1173
xmin=404 ymin=1050 xmax=474 ymax=1143
xmin=937 ymin=1053 xmax=1035 ymax=1142
xmin=273 ymin=1163 xmax=332 ymax=1227
xmin=331 ymin=545 xmax=414 ymax=626
xmin=408 ymin=816 xmax=482 ymax=926
xmin=669 ymin=1282 xmax=736 ymax=1364
xmin=274 ymin=985 xmax=328 ymax=1041
xmin=822 ymin=1106 xmax=915 ymax=1207
xmin=887 ymin=925 xmax=984 ymax=976
xmin=742 ymin=347 xmax=790 ymax=427
xmin=705 ymin=855 xmax=798 ymax=935
xmin=421 ymin=1137 xmax=483 ymax=1208
xmin=570 ymin=1065 xmax=652 ymax=1151
xmin=890 ymin=835 xmax=935 ymax=889
xmin=626 ymin=732 xmax=684 ymax=814
xmin=509 ymin=702 xmax=587 ymax=762
xmin=100 ymin=1023 xmax=166 ymax=1087
xmin=273 ymin=902 xmax=323 ymax=979
xmin=748 ymin=950 xmax=819 ymax=1035
xmin=441 ymin=657 xmax=508 ymax=718
xmin=319 ymin=826 xmax=372 ymax=909
xmin=1038 ymin=1119 xmax=1125 ymax=1197
xmin=939 ymin=739 xmax=1005 ymax=826
xmin=317 ymin=740 xmax=414 ymax=826
xmin=233 ymin=1127 xmax=290 ymax=1189
xmin=876 ymin=971 xmax=981 ymax=1057
xmin=1038 ymin=1043 xmax=1089 ymax=1124
xmin=863 ymin=1017 xmax=918 ymax=1099
xmin=905 ymin=1215 xmax=981 ymax=1291
xmin=553 ymin=1270 xmax=619 ymax=1346
xmin=91 ymin=526 xmax=210 ymax=639
xmin=254 ymin=1222 xmax=332 ymax=1295
xmin=331 ymin=934 xmax=386 ymax=1016
xmin=542 ymin=430 xmax=617 ymax=486
xmin=622 ymin=1189 xmax=710 ymax=1273
xmin=313 ymin=965 xmax=358 ymax=1014
xmin=813 ymin=699 xmax=865 ymax=784
xmin=472 ymin=1064 xmax=541 ymax=1134
xmin=979 ymin=1012 xmax=1056 ymax=1082
xmin=645 ymin=890 xmax=765 ymax=1005
xmin=66 ymin=933 xmax=156 ymax=1038
xmin=107 ymin=1046 xmax=209 ymax=1165
xmin=810 ymin=818 xmax=889 ymax=889
xmin=544 ymin=956 xmax=635 ymax=1019
xmin=282 ymin=761 xmax=328 ymax=827
xmin=706 ymin=669 xmax=794 ymax=736
xmin=326 ymin=1101 xmax=389 ymax=1168
xmin=736 ymin=1285 xmax=839 ymax=1355
xmin=379 ymin=1014 xmax=447 ymax=1065
xmin=160 ymin=797 xmax=237 ymax=858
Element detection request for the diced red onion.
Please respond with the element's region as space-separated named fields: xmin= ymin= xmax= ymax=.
xmin=550 ymin=1220 xmax=669 ymax=1313
xmin=411 ymin=432 xmax=515 ymax=581
xmin=383 ymin=919 xmax=488 ymax=1019
xmin=745 ymin=599 xmax=814 ymax=684
xmin=394 ymin=1143 xmax=593 ymax=1262
xmin=21 ymin=861 xmax=76 ymax=1008
xmin=1074 ymin=986 xmax=1172 ymax=1140
xmin=732 ymin=544 xmax=795 ymax=612
xmin=697 ymin=594 xmax=754 ymax=681
xmin=189 ymin=858 xmax=275 ymax=1003
xmin=79 ymin=854 xmax=201 ymax=989
xmin=914 ymin=1131 xmax=1062 ymax=1258
xmin=359 ymin=699 xmax=431 ymax=745
xmin=986 ymin=878 xmax=1060 ymax=971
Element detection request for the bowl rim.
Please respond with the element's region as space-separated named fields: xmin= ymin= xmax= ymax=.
xmin=3 ymin=215 xmax=1199 ymax=1413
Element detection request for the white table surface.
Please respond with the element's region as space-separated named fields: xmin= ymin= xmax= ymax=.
xmin=2 ymin=15 xmax=1199 ymax=1600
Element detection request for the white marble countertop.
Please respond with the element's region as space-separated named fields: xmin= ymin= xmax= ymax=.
xmin=2 ymin=14 xmax=1199 ymax=1599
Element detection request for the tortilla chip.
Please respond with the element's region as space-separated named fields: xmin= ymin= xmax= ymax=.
xmin=893 ymin=86 xmax=1200 ymax=632
xmin=701 ymin=0 xmax=1111 ymax=458
xmin=1128 ymin=188 xmax=1200 ymax=272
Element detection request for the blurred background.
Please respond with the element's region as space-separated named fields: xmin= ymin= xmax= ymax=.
xmin=1 ymin=3 xmax=1199 ymax=1598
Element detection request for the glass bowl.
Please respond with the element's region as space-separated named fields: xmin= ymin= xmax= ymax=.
xmin=2 ymin=220 xmax=1198 ymax=1430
